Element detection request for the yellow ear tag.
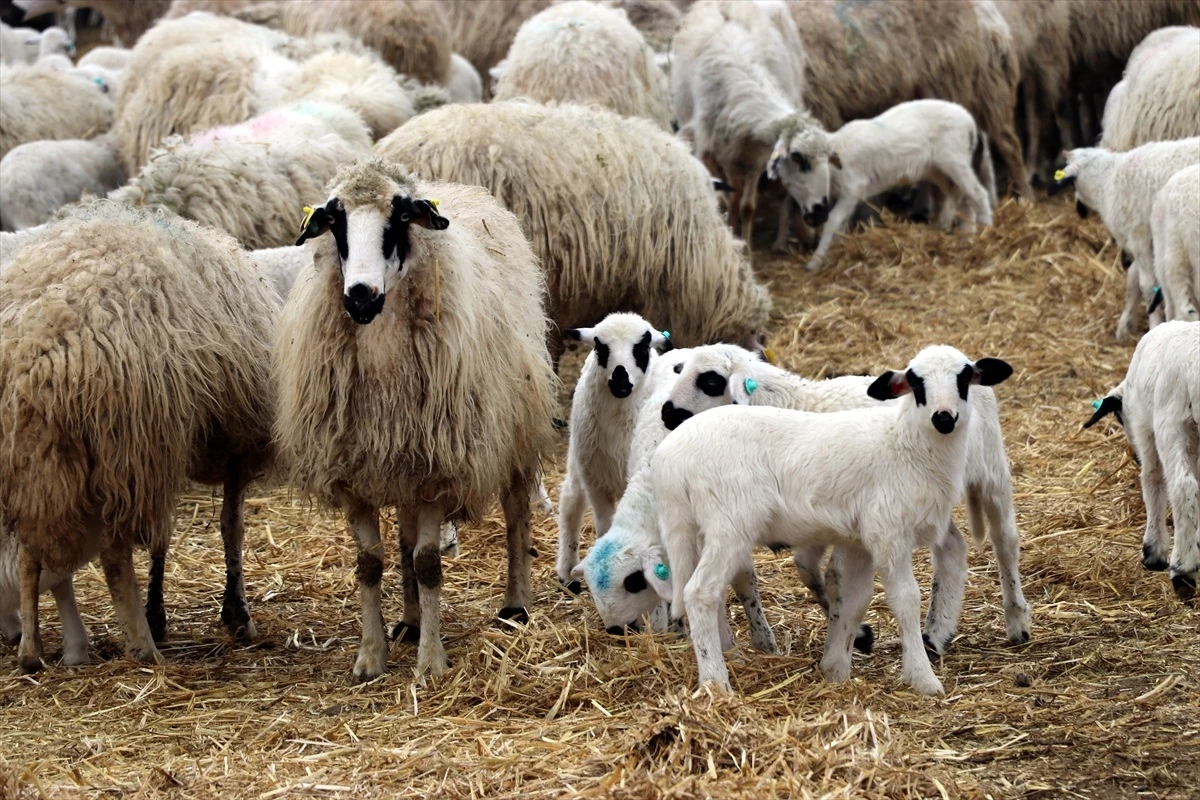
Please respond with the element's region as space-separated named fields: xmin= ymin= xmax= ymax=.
xmin=301 ymin=205 xmax=315 ymax=230
xmin=1053 ymin=169 xmax=1066 ymax=182
xmin=431 ymin=198 xmax=440 ymax=209
xmin=763 ymin=347 xmax=778 ymax=365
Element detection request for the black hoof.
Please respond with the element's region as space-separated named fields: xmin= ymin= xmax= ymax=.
xmin=220 ymin=606 xmax=253 ymax=642
xmin=390 ymin=622 xmax=421 ymax=643
xmin=922 ymin=631 xmax=949 ymax=656
xmin=146 ymin=604 xmax=168 ymax=644
xmin=565 ymin=580 xmax=582 ymax=595
xmin=498 ymin=606 xmax=529 ymax=625
xmin=1172 ymin=573 xmax=1197 ymax=601
xmin=853 ymin=625 xmax=874 ymax=654
xmin=1142 ymin=544 xmax=1169 ymax=571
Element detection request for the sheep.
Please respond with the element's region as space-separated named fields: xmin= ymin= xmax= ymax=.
xmin=645 ymin=346 xmax=1013 ymax=694
xmin=1085 ymin=321 xmax=1200 ymax=600
xmin=493 ymin=1 xmax=671 ymax=130
xmin=274 ymin=158 xmax=557 ymax=681
xmin=35 ymin=26 xmax=73 ymax=63
xmin=0 ymin=525 xmax=89 ymax=666
xmin=446 ymin=53 xmax=482 ymax=104
xmin=0 ymin=227 xmax=41 ymax=270
xmin=441 ymin=0 xmax=551 ymax=93
xmin=555 ymin=314 xmax=674 ymax=590
xmin=0 ymin=133 xmax=124 ymax=231
xmin=77 ymin=45 xmax=131 ymax=71
xmin=770 ymin=99 xmax=995 ymax=273
xmin=670 ymin=0 xmax=809 ymax=251
xmin=1100 ymin=27 xmax=1200 ymax=152
xmin=0 ymin=63 xmax=113 ymax=161
xmin=107 ymin=102 xmax=371 ymax=250
xmin=13 ymin=0 xmax=173 ymax=47
xmin=1049 ymin=137 xmax=1200 ymax=340
xmin=376 ymin=101 xmax=771 ymax=359
xmin=578 ymin=344 xmax=1031 ymax=653
xmin=0 ymin=199 xmax=277 ymax=672
xmin=785 ymin=0 xmax=1028 ymax=199
xmin=1150 ymin=165 xmax=1200 ymax=324
xmin=0 ymin=23 xmax=41 ymax=65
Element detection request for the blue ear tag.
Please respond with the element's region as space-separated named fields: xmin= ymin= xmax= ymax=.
xmin=661 ymin=330 xmax=671 ymax=339
xmin=744 ymin=377 xmax=758 ymax=395
xmin=1092 ymin=399 xmax=1102 ymax=411
xmin=654 ymin=563 xmax=669 ymax=580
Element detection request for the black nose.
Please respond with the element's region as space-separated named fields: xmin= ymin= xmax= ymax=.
xmin=608 ymin=365 xmax=633 ymax=398
xmin=605 ymin=621 xmax=642 ymax=636
xmin=343 ymin=283 xmax=385 ymax=325
xmin=931 ymin=411 xmax=958 ymax=434
xmin=661 ymin=400 xmax=694 ymax=430
xmin=803 ymin=198 xmax=830 ymax=226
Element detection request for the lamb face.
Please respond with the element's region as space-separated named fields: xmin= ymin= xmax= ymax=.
xmin=1051 ymin=148 xmax=1108 ymax=213
xmin=660 ymin=344 xmax=759 ymax=430
xmin=768 ymin=125 xmax=835 ymax=226
xmin=571 ymin=527 xmax=668 ymax=632
xmin=566 ymin=313 xmax=671 ymax=400
xmin=297 ymin=172 xmax=449 ymax=325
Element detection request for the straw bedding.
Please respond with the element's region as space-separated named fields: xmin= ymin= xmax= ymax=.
xmin=2 ymin=196 xmax=1197 ymax=798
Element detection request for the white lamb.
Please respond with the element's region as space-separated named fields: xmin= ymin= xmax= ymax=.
xmin=770 ymin=99 xmax=996 ymax=273
xmin=0 ymin=133 xmax=124 ymax=230
xmin=1050 ymin=137 xmax=1200 ymax=340
xmin=1084 ymin=320 xmax=1200 ymax=600
xmin=556 ymin=313 xmax=673 ymax=591
xmin=0 ymin=23 xmax=40 ymax=65
xmin=1149 ymin=165 xmax=1200 ymax=323
xmin=649 ymin=346 xmax=1014 ymax=694
xmin=76 ymin=45 xmax=131 ymax=72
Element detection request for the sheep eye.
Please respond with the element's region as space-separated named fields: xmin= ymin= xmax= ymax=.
xmin=791 ymin=152 xmax=810 ymax=172
xmin=673 ymin=363 xmax=683 ymax=374
xmin=696 ymin=370 xmax=727 ymax=397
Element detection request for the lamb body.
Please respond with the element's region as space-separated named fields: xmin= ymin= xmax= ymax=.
xmin=0 ymin=63 xmax=113 ymax=161
xmin=1150 ymin=165 xmax=1200 ymax=323
xmin=0 ymin=133 xmax=124 ymax=231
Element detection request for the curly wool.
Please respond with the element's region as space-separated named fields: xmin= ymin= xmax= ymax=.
xmin=1100 ymin=26 xmax=1200 ymax=151
xmin=376 ymin=101 xmax=771 ymax=347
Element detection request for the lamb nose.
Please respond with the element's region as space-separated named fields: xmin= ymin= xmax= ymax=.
xmin=347 ymin=283 xmax=376 ymax=302
xmin=931 ymin=411 xmax=957 ymax=434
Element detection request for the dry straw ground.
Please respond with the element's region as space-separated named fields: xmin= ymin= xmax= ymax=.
xmin=2 ymin=197 xmax=1197 ymax=799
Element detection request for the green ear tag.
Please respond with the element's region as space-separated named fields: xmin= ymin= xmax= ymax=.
xmin=1092 ymin=399 xmax=1102 ymax=411
xmin=744 ymin=377 xmax=758 ymax=395
xmin=654 ymin=563 xmax=669 ymax=580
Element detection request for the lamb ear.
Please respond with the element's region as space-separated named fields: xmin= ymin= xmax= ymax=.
xmin=570 ymin=562 xmax=586 ymax=580
xmin=867 ymin=370 xmax=908 ymax=401
xmin=563 ymin=326 xmax=595 ymax=344
xmin=729 ymin=370 xmax=758 ymax=405
xmin=295 ymin=204 xmax=332 ymax=246
xmin=973 ymin=358 xmax=1013 ymax=386
xmin=1083 ymin=395 xmax=1122 ymax=429
xmin=829 ymin=151 xmax=843 ymax=170
xmin=411 ymin=198 xmax=449 ymax=231
xmin=652 ymin=329 xmax=672 ymax=352
xmin=642 ymin=547 xmax=672 ymax=602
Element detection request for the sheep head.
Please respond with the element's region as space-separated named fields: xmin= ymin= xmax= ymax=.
xmin=868 ymin=346 xmax=1012 ymax=436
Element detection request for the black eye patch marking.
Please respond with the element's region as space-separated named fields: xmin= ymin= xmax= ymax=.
xmin=329 ymin=200 xmax=348 ymax=262
xmin=382 ymin=195 xmax=411 ymax=263
xmin=624 ymin=571 xmax=648 ymax=593
xmin=791 ymin=152 xmax=811 ymax=172
xmin=905 ymin=369 xmax=927 ymax=406
xmin=673 ymin=362 xmax=683 ymax=374
xmin=696 ymin=370 xmax=728 ymax=397
xmin=594 ymin=338 xmax=610 ymax=368
xmin=632 ymin=330 xmax=652 ymax=372
xmin=957 ymin=365 xmax=974 ymax=400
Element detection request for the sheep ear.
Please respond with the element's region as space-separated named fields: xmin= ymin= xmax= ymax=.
xmin=652 ymin=329 xmax=672 ymax=352
xmin=411 ymin=198 xmax=449 ymax=231
xmin=729 ymin=370 xmax=758 ymax=405
xmin=642 ymin=547 xmax=672 ymax=602
xmin=972 ymin=358 xmax=1013 ymax=386
xmin=829 ymin=151 xmax=843 ymax=170
xmin=1083 ymin=395 xmax=1122 ymax=429
xmin=295 ymin=204 xmax=332 ymax=246
xmin=563 ymin=326 xmax=595 ymax=344
xmin=867 ymin=369 xmax=908 ymax=401
xmin=766 ymin=155 xmax=782 ymax=181
xmin=570 ymin=562 xmax=586 ymax=580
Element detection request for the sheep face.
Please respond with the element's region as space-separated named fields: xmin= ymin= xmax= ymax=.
xmin=565 ymin=313 xmax=671 ymax=400
xmin=867 ymin=346 xmax=1012 ymax=435
xmin=1050 ymin=148 xmax=1105 ymax=208
xmin=768 ymin=127 xmax=835 ymax=226
xmin=297 ymin=178 xmax=449 ymax=325
xmin=571 ymin=530 xmax=670 ymax=632
xmin=660 ymin=344 xmax=760 ymax=430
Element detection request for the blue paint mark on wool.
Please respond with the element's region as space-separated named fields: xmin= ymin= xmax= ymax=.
xmin=589 ymin=536 xmax=620 ymax=591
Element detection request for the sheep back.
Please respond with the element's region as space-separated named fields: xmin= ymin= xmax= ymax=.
xmin=0 ymin=65 xmax=114 ymax=162
xmin=1100 ymin=26 xmax=1200 ymax=151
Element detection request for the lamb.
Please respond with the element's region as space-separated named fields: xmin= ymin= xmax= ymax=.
xmin=493 ymin=1 xmax=671 ymax=129
xmin=770 ymin=99 xmax=996 ymax=273
xmin=0 ymin=23 xmax=41 ymax=65
xmin=0 ymin=524 xmax=89 ymax=666
xmin=555 ymin=314 xmax=674 ymax=590
xmin=0 ymin=133 xmax=124 ymax=231
xmin=0 ymin=63 xmax=113 ymax=161
xmin=1149 ymin=165 xmax=1200 ymax=324
xmin=108 ymin=102 xmax=371 ymax=249
xmin=376 ymin=101 xmax=771 ymax=357
xmin=274 ymin=158 xmax=557 ymax=681
xmin=670 ymin=0 xmax=810 ymax=251
xmin=446 ymin=53 xmax=482 ymax=104
xmin=0 ymin=199 xmax=277 ymax=672
xmin=77 ymin=45 xmax=132 ymax=72
xmin=441 ymin=0 xmax=551 ymax=93
xmin=1085 ymin=321 xmax=1200 ymax=600
xmin=1100 ymin=27 xmax=1200 ymax=152
xmin=34 ymin=26 xmax=73 ymax=65
xmin=647 ymin=346 xmax=1013 ymax=694
xmin=1049 ymin=137 xmax=1200 ymax=340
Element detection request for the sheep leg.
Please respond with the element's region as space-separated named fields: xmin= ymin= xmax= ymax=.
xmin=731 ymin=569 xmax=776 ymax=654
xmin=738 ymin=171 xmax=759 ymax=250
xmin=500 ymin=470 xmax=534 ymax=622
xmin=1137 ymin=433 xmax=1172 ymax=572
xmin=219 ymin=458 xmax=256 ymax=641
xmin=717 ymin=597 xmax=735 ymax=651
xmin=52 ymin=577 xmax=89 ymax=666
xmin=923 ymin=520 xmax=967 ymax=655
xmin=726 ymin=176 xmax=745 ymax=244
xmin=145 ymin=548 xmax=167 ymax=643
xmin=99 ymin=542 xmax=161 ymax=665
xmin=1116 ymin=261 xmax=1145 ymax=342
xmin=1157 ymin=420 xmax=1200 ymax=600
xmin=414 ymin=504 xmax=449 ymax=677
xmin=943 ymin=161 xmax=993 ymax=232
xmin=771 ymin=195 xmax=793 ymax=253
xmin=819 ymin=545 xmax=873 ymax=685
xmin=982 ymin=112 xmax=1032 ymax=199
xmin=683 ymin=545 xmax=740 ymax=692
xmin=348 ymin=502 xmax=388 ymax=683
xmin=390 ymin=514 xmax=421 ymax=643
xmin=1021 ymin=78 xmax=1041 ymax=185
xmin=531 ymin=468 xmax=553 ymax=516
xmin=806 ymin=195 xmax=858 ymax=273
xmin=16 ymin=545 xmax=43 ymax=673
xmin=812 ymin=545 xmax=875 ymax=653
xmin=555 ymin=470 xmax=586 ymax=591
xmin=792 ymin=544 xmax=828 ymax=609
xmin=881 ymin=551 xmax=943 ymax=695
xmin=977 ymin=485 xmax=1032 ymax=643
xmin=933 ymin=180 xmax=962 ymax=233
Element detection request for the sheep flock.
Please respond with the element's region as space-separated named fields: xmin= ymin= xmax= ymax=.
xmin=1 ymin=0 xmax=1198 ymax=797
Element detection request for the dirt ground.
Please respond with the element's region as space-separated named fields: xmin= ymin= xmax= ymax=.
xmin=2 ymin=196 xmax=1197 ymax=799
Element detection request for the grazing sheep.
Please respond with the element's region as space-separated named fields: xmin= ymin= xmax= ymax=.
xmin=446 ymin=53 xmax=482 ymax=104
xmin=0 ymin=64 xmax=113 ymax=161
xmin=1085 ymin=321 xmax=1200 ymax=599
xmin=1050 ymin=137 xmax=1200 ymax=340
xmin=1100 ymin=26 xmax=1200 ymax=152
xmin=1150 ymin=165 xmax=1200 ymax=323
xmin=0 ymin=200 xmax=276 ymax=672
xmin=376 ymin=101 xmax=771 ymax=356
xmin=770 ymin=99 xmax=995 ymax=273
xmin=108 ymin=102 xmax=371 ymax=249
xmin=14 ymin=0 xmax=173 ymax=47
xmin=274 ymin=159 xmax=557 ymax=681
xmin=787 ymin=0 xmax=1029 ymax=198
xmin=649 ymin=346 xmax=1013 ymax=694
xmin=0 ymin=133 xmax=124 ymax=231
xmin=555 ymin=314 xmax=673 ymax=590
xmin=670 ymin=0 xmax=809 ymax=251
xmin=494 ymin=1 xmax=671 ymax=129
